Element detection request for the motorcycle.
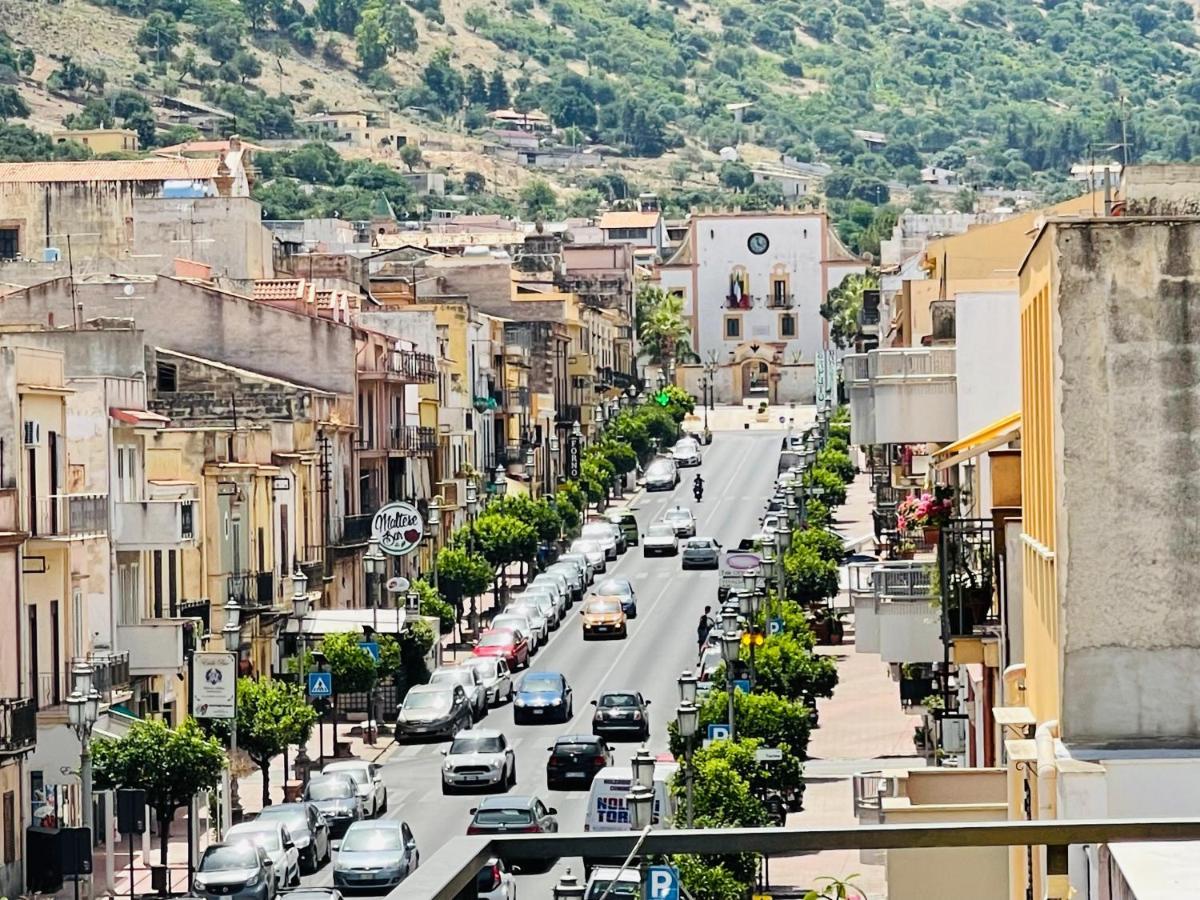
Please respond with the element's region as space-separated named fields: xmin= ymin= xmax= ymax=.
xmin=693 ymin=481 xmax=704 ymax=502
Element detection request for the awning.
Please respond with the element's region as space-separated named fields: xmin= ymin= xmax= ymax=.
xmin=110 ymin=407 xmax=170 ymax=428
xmin=932 ymin=412 xmax=1021 ymax=470
xmin=284 ymin=608 xmax=407 ymax=637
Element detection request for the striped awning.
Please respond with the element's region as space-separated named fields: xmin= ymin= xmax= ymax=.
xmin=932 ymin=412 xmax=1021 ymax=470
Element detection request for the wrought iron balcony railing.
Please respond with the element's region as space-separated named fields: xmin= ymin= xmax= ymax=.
xmin=939 ymin=518 xmax=1001 ymax=638
xmin=0 ymin=697 xmax=36 ymax=755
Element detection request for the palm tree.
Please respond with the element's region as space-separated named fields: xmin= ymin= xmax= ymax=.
xmin=821 ymin=272 xmax=879 ymax=349
xmin=636 ymin=285 xmax=692 ymax=372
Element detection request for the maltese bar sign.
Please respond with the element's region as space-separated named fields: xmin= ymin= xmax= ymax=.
xmin=372 ymin=501 xmax=425 ymax=556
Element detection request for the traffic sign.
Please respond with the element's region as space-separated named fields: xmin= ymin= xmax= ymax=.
xmin=706 ymin=723 xmax=731 ymax=741
xmin=768 ymin=617 xmax=784 ymax=635
xmin=646 ymin=865 xmax=680 ymax=900
xmin=755 ymin=747 xmax=784 ymax=762
xmin=386 ymin=576 xmax=410 ymax=594
xmin=307 ymin=672 xmax=333 ymax=698
xmin=732 ymin=678 xmax=752 ymax=694
xmin=359 ymin=641 xmax=380 ymax=662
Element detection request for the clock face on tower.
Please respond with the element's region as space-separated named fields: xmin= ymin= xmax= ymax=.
xmin=747 ymin=232 xmax=770 ymax=255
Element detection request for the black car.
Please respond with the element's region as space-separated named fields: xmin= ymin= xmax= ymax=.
xmin=546 ymin=734 xmax=613 ymax=789
xmin=590 ymin=691 xmax=651 ymax=742
xmin=302 ymin=774 xmax=363 ymax=837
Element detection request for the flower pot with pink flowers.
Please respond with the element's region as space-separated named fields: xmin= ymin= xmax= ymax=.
xmin=896 ymin=486 xmax=954 ymax=545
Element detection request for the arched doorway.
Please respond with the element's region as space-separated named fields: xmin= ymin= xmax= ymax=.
xmin=741 ymin=359 xmax=774 ymax=402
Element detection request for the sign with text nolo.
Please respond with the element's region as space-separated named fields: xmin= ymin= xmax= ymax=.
xmin=192 ymin=651 xmax=237 ymax=719
xmin=372 ymin=501 xmax=424 ymax=557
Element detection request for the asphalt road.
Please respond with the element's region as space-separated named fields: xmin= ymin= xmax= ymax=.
xmin=298 ymin=428 xmax=785 ymax=895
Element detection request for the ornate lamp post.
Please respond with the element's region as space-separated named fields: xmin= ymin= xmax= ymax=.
xmin=676 ymin=670 xmax=699 ymax=828
xmin=291 ymin=572 xmax=312 ymax=777
xmin=427 ymin=498 xmax=442 ymax=592
xmin=222 ymin=599 xmax=244 ymax=820
xmin=552 ymin=869 xmax=586 ymax=899
xmin=66 ymin=661 xmax=100 ymax=836
xmin=362 ymin=543 xmax=386 ymax=745
xmin=493 ymin=465 xmax=508 ymax=497
xmin=720 ymin=612 xmax=742 ymax=741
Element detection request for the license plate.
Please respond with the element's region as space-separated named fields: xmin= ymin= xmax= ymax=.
xmin=566 ymin=771 xmax=586 ymax=778
xmin=462 ymin=776 xmax=482 ymax=783
xmin=533 ymin=708 xmax=545 ymax=715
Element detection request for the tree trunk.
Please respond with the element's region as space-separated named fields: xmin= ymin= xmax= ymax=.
xmin=159 ymin=809 xmax=173 ymax=871
xmin=261 ymin=760 xmax=271 ymax=809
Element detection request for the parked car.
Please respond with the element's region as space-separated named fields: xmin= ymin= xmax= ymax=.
xmin=427 ymin=666 xmax=489 ymax=721
xmin=472 ymin=627 xmax=530 ymax=671
xmin=441 ymin=728 xmax=517 ymax=793
xmin=681 ymin=537 xmax=721 ymax=570
xmin=663 ymin=506 xmax=697 ymax=537
xmin=557 ymin=552 xmax=595 ymax=586
xmin=466 ymin=797 xmax=559 ymax=872
xmin=475 ymin=857 xmax=518 ymax=900
xmin=642 ymin=523 xmax=679 ymax=557
xmin=505 ymin=598 xmax=551 ymax=642
xmin=193 ymin=842 xmax=277 ymax=900
xmin=644 ymin=457 xmax=680 ymax=491
xmin=605 ymin=510 xmax=639 ymax=547
xmin=395 ymin=684 xmax=473 ymax=741
xmin=545 ymin=734 xmax=613 ymax=790
xmin=514 ymin=671 xmax=574 ymax=724
xmin=284 ymin=891 xmax=343 ymax=900
xmin=580 ymin=595 xmax=628 ymax=640
xmin=570 ymin=538 xmax=608 ymax=574
xmin=301 ymin=774 xmax=363 ymax=838
xmin=224 ymin=820 xmax=300 ymax=891
xmin=491 ymin=612 xmax=540 ymax=652
xmin=461 ymin=656 xmax=514 ymax=706
xmin=546 ymin=562 xmax=586 ymax=603
xmin=594 ymin=577 xmax=638 ymax=618
xmin=521 ymin=582 xmax=567 ymax=625
xmin=585 ymin=865 xmax=642 ymax=898
xmin=254 ymin=802 xmax=331 ymax=873
xmin=331 ymin=820 xmax=418 ymax=892
xmin=697 ymin=645 xmax=724 ymax=699
xmin=671 ymin=438 xmax=702 ymax=467
xmin=581 ymin=521 xmax=620 ymax=560
xmin=590 ymin=691 xmax=650 ymax=741
xmin=531 ymin=572 xmax=572 ymax=615
xmin=320 ymin=761 xmax=387 ymax=819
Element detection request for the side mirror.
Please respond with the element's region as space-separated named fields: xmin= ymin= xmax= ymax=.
xmin=405 ymin=839 xmax=418 ymax=851
xmin=469 ymin=807 xmax=478 ymax=815
xmin=644 ymin=699 xmax=652 ymax=706
xmin=511 ymin=865 xmax=522 ymax=874
xmin=590 ymin=699 xmax=598 ymax=706
xmin=263 ymin=859 xmax=275 ymax=867
xmin=440 ymin=748 xmax=448 ymax=756
xmin=547 ymin=807 xmax=558 ymax=816
xmin=284 ymin=839 xmax=295 ymax=850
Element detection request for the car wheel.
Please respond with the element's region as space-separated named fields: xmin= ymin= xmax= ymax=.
xmin=508 ymin=764 xmax=517 ymax=788
xmin=379 ymin=791 xmax=388 ymax=815
xmin=291 ymin=865 xmax=301 ymax=887
xmin=441 ymin=780 xmax=452 ymax=795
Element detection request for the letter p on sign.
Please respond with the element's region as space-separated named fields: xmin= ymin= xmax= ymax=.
xmin=647 ymin=865 xmax=679 ymax=900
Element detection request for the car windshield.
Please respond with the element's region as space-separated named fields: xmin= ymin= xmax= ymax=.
xmin=587 ymin=879 xmax=639 ymax=898
xmin=474 ymin=807 xmax=533 ymax=826
xmin=306 ymin=778 xmax=352 ymax=801
xmin=521 ymin=675 xmax=561 ymax=691
xmin=201 ymin=845 xmax=260 ymax=871
xmin=404 ymin=691 xmax=451 ymax=711
xmin=229 ymin=828 xmax=280 ymax=851
xmin=256 ymin=808 xmax=306 ymax=832
xmin=646 ymin=461 xmax=674 ymax=476
xmin=647 ymin=524 xmax=675 ymax=538
xmin=666 ymin=509 xmax=691 ymax=521
xmin=450 ymin=735 xmax=504 ymax=754
xmin=340 ymin=827 xmax=402 ymax=853
xmin=511 ymin=604 xmax=544 ymax=621
xmin=463 ymin=660 xmax=496 ymax=677
xmin=596 ymin=579 xmax=632 ymax=596
xmin=430 ymin=671 xmax=471 ymax=688
xmin=573 ymin=540 xmax=600 ymax=553
xmin=582 ymin=524 xmax=611 ymax=538
xmin=599 ymin=693 xmax=638 ymax=707
xmin=478 ymin=631 xmax=514 ymax=647
xmin=686 ymin=539 xmax=713 ymax=549
xmin=586 ymin=599 xmax=623 ymax=614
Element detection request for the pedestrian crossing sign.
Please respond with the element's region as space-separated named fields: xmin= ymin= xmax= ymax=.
xmin=307 ymin=672 xmax=333 ymax=698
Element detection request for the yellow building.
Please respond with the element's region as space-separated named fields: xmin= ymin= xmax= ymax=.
xmin=51 ymin=128 xmax=139 ymax=154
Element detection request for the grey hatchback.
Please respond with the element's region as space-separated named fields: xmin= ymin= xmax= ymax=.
xmin=193 ymin=842 xmax=276 ymax=900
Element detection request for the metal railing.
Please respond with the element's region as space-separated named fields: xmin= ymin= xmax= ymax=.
xmin=392 ymin=348 xmax=437 ymax=382
xmin=0 ymin=697 xmax=36 ymax=754
xmin=79 ymin=651 xmax=131 ymax=694
xmin=397 ymin=818 xmax=1200 ymax=900
xmin=940 ymin=518 xmax=1001 ymax=637
xmin=386 ymin=425 xmax=438 ymax=455
xmin=225 ymin=571 xmax=276 ymax=608
xmin=29 ymin=492 xmax=108 ymax=538
xmin=503 ymin=388 xmax=529 ymax=412
xmin=555 ymin=404 xmax=582 ymax=425
xmin=337 ymin=513 xmax=375 ymax=547
xmin=871 ymin=347 xmax=956 ymax=379
xmin=767 ymin=292 xmax=795 ymax=309
xmin=178 ymin=597 xmax=211 ymax=635
xmin=873 ymin=561 xmax=935 ymax=599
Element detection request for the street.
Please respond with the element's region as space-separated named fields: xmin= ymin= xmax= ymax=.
xmin=297 ymin=427 xmax=787 ymax=894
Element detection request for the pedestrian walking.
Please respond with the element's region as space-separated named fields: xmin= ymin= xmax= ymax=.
xmin=697 ymin=605 xmax=715 ymax=656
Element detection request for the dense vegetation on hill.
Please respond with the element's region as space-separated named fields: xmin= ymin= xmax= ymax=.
xmin=5 ymin=0 xmax=1200 ymax=242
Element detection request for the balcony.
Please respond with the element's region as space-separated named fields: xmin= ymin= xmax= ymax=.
xmin=28 ymin=493 xmax=108 ymax=540
xmin=0 ymin=697 xmax=36 ymax=755
xmin=555 ymin=403 xmax=582 ymax=426
xmin=503 ymin=387 xmax=529 ymax=414
xmin=940 ymin=518 xmax=1000 ymax=638
xmin=849 ymin=348 xmax=957 ymax=445
xmin=179 ymin=597 xmax=212 ymax=635
xmin=72 ymin=650 xmax=131 ymax=697
xmin=118 ymin=619 xmax=192 ymax=676
xmin=335 ymin=513 xmax=374 ymax=548
xmin=857 ymin=288 xmax=881 ymax=334
xmin=391 ymin=348 xmax=436 ymax=382
xmin=767 ymin=292 xmax=795 ymax=309
xmin=384 ymin=425 xmax=438 ymax=456
xmin=112 ymin=499 xmax=197 ymax=550
xmin=851 ymin=561 xmax=941 ymax=664
xmin=844 ymin=353 xmax=875 ymax=446
xmin=224 ymin=571 xmax=276 ymax=608
xmin=567 ymin=353 xmax=594 ymax=378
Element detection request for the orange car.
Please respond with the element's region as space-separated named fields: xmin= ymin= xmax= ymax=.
xmin=580 ymin=595 xmax=627 ymax=640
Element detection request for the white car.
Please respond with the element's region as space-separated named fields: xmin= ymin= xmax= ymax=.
xmin=671 ymin=438 xmax=702 ymax=468
xmin=664 ymin=506 xmax=697 ymax=537
xmin=462 ymin=656 xmax=514 ymax=706
xmin=557 ymin=552 xmax=595 ymax=585
xmin=570 ymin=539 xmax=607 ymax=574
xmin=532 ymin=571 xmax=573 ymax=612
xmin=642 ymin=523 xmax=679 ymax=557
xmin=506 ymin=598 xmax=551 ymax=642
xmin=320 ymin=761 xmax=388 ymax=818
xmin=428 ymin=666 xmax=488 ymax=720
xmin=440 ymin=728 xmax=516 ymax=794
xmin=585 ymin=865 xmax=642 ymax=898
xmin=697 ymin=644 xmax=723 ymax=698
xmin=545 ymin=562 xmax=585 ymax=602
xmin=581 ymin=521 xmax=619 ymax=560
xmin=476 ymin=857 xmax=518 ymax=900
xmin=492 ymin=613 xmax=540 ymax=652
xmin=523 ymin=582 xmax=567 ymax=623
xmin=224 ymin=820 xmax=300 ymax=890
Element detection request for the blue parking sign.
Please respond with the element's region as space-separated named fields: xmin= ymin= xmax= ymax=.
xmin=646 ymin=865 xmax=680 ymax=900
xmin=768 ymin=617 xmax=784 ymax=635
xmin=707 ymin=723 xmax=731 ymax=741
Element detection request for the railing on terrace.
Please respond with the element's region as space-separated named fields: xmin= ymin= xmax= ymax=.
xmin=392 ymin=348 xmax=437 ymax=382
xmin=844 ymin=353 xmax=871 ymax=384
xmin=336 ymin=514 xmax=375 ymax=547
xmin=873 ymin=562 xmax=935 ymax=600
xmin=871 ymin=347 xmax=956 ymax=379
xmin=30 ymin=493 xmax=108 ymax=538
xmin=0 ymin=697 xmax=36 ymax=755
xmin=387 ymin=425 xmax=438 ymax=455
xmin=940 ymin=517 xmax=1002 ymax=638
xmin=555 ymin=404 xmax=582 ymax=425
xmin=178 ymin=598 xmax=211 ymax=635
xmin=225 ymin=571 xmax=276 ymax=608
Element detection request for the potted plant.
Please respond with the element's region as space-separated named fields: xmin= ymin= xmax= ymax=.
xmin=945 ymin=541 xmax=994 ymax=634
xmin=896 ymin=485 xmax=954 ymax=545
xmin=893 ymin=539 xmax=916 ymax=560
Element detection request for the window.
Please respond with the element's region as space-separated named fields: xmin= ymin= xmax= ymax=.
xmin=724 ymin=315 xmax=742 ymax=340
xmin=3 ymin=791 xmax=13 ymax=864
xmin=155 ymin=361 xmax=177 ymax=393
xmin=780 ymin=314 xmax=796 ymax=338
xmin=0 ymin=228 xmax=18 ymax=260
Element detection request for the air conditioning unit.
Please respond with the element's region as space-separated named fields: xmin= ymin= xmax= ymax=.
xmin=22 ymin=421 xmax=40 ymax=446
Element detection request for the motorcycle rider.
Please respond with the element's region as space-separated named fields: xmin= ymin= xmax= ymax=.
xmin=693 ymin=473 xmax=704 ymax=501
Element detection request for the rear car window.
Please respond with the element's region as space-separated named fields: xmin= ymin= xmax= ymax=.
xmin=474 ymin=808 xmax=533 ymax=826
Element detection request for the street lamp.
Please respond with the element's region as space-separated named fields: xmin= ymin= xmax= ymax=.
xmin=426 ymin=499 xmax=442 ymax=591
xmin=676 ymin=671 xmax=699 ymax=828
xmin=549 ymin=434 xmax=560 ymax=454
xmin=291 ymin=573 xmax=312 ymax=777
xmin=629 ymin=785 xmax=655 ymax=830
xmin=362 ymin=543 xmax=386 ymax=746
xmin=223 ymin=600 xmax=243 ymax=820
xmin=571 ymin=420 xmax=582 ymax=440
xmin=720 ymin=621 xmax=742 ymax=742
xmin=762 ymin=532 xmax=777 ymax=565
xmin=552 ymin=869 xmax=586 ymax=900
xmin=493 ymin=465 xmax=507 ymax=497
xmin=66 ymin=661 xmax=100 ymax=838
xmin=631 ymin=747 xmax=655 ymax=791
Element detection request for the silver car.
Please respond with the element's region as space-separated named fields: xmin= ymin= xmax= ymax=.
xmin=462 ymin=656 xmax=514 ymax=706
xmin=506 ymin=598 xmax=551 ymax=640
xmin=332 ymin=820 xmax=419 ymax=892
xmin=644 ymin=457 xmax=679 ymax=491
xmin=428 ymin=666 xmax=488 ymax=720
xmin=492 ymin=612 xmax=540 ymax=652
xmin=523 ymin=582 xmax=567 ymax=623
xmin=557 ymin=552 xmax=594 ymax=585
xmin=581 ymin=521 xmax=619 ymax=560
xmin=254 ymin=802 xmax=331 ymax=874
xmin=681 ymin=536 xmax=721 ymax=569
xmin=642 ymin=522 xmax=679 ymax=557
xmin=193 ymin=842 xmax=276 ymax=900
xmin=664 ymin=506 xmax=697 ymax=537
xmin=546 ymin=562 xmax=585 ymax=603
xmin=320 ymin=761 xmax=388 ymax=819
xmin=395 ymin=684 xmax=473 ymax=741
xmin=570 ymin=539 xmax=607 ymax=574
xmin=671 ymin=438 xmax=702 ymax=468
xmin=532 ymin=571 xmax=573 ymax=612
xmin=441 ymin=729 xmax=516 ymax=793
xmin=225 ymin=821 xmax=300 ymax=891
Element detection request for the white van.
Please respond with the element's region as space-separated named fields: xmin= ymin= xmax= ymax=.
xmin=582 ymin=762 xmax=678 ymax=871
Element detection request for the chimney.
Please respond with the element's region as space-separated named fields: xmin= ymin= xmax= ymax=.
xmin=229 ymin=134 xmax=241 ymax=152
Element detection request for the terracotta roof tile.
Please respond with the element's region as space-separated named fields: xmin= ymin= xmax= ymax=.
xmin=598 ymin=211 xmax=661 ymax=230
xmin=0 ymin=158 xmax=221 ymax=184
xmin=252 ymin=279 xmax=307 ymax=301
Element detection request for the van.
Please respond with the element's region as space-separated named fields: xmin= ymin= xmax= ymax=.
xmin=582 ymin=763 xmax=678 ymax=872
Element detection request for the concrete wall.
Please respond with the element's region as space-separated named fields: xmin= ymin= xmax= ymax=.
xmin=1051 ymin=219 xmax=1200 ymax=744
xmin=0 ymin=277 xmax=357 ymax=395
xmin=132 ymin=197 xmax=274 ymax=282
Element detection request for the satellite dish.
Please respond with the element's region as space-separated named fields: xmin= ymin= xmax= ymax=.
xmin=123 ymin=284 xmax=135 ymax=297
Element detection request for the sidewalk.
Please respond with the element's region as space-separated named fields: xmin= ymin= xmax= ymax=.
xmin=769 ymin=475 xmax=924 ymax=899
xmin=683 ymin=402 xmax=813 ymax=434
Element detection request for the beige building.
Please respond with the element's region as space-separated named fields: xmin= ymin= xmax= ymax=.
xmin=50 ymin=128 xmax=139 ymax=154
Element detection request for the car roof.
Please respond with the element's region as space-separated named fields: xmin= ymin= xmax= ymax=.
xmin=407 ymin=683 xmax=453 ymax=694
xmin=308 ymin=772 xmax=355 ymax=784
xmin=455 ymin=727 xmax=504 ymax=739
xmin=227 ymin=820 xmax=279 ymax=834
xmin=597 ymin=689 xmax=640 ymax=698
xmin=344 ymin=820 xmax=404 ymax=833
xmin=597 ymin=576 xmax=633 ymax=587
xmin=521 ymin=670 xmax=564 ymax=681
xmin=554 ymin=733 xmax=603 ymax=744
xmin=478 ymin=795 xmax=536 ymax=809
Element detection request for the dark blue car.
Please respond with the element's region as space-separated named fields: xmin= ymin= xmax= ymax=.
xmin=595 ymin=577 xmax=638 ymax=618
xmin=513 ymin=671 xmax=574 ymax=724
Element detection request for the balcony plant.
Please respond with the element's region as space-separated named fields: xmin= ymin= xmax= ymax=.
xmin=943 ymin=540 xmax=994 ymax=635
xmin=895 ymin=485 xmax=953 ymax=544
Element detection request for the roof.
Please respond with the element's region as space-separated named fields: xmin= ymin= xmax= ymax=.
xmin=109 ymin=407 xmax=170 ymax=428
xmin=153 ymin=139 xmax=265 ymax=155
xmin=253 ymin=279 xmax=308 ymax=301
xmin=933 ymin=412 xmax=1021 ymax=470
xmin=489 ymin=108 xmax=550 ymax=122
xmin=0 ymin=158 xmax=222 ymax=184
xmin=598 ymin=211 xmax=661 ymax=230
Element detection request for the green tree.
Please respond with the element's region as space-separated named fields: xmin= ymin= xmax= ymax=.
xmin=454 ymin=513 xmax=538 ymax=576
xmin=783 ymin=542 xmax=839 ymax=605
xmin=463 ymin=170 xmax=486 ymax=193
xmin=464 ymin=6 xmax=488 ymax=31
xmin=422 ymin=48 xmax=464 ymax=116
xmin=520 ymin=178 xmax=557 ymax=218
xmin=137 ymin=12 xmax=180 ymax=56
xmin=230 ymin=677 xmax=316 ymax=807
xmin=241 ymin=0 xmax=270 ymax=30
xmin=636 ymin=284 xmax=692 ymax=373
xmin=821 ymin=271 xmax=879 ymax=349
xmin=92 ymin=718 xmax=225 ymax=866
xmin=399 ymin=142 xmax=424 ymax=172
xmin=486 ymin=495 xmax=562 ymax=544
xmin=230 ymin=49 xmax=263 ymax=85
xmin=486 ymin=69 xmax=509 ymax=110
xmin=465 ymin=67 xmax=488 ymax=105
xmin=435 ymin=546 xmax=492 ymax=624
xmin=380 ymin=0 xmax=418 ymax=52
xmin=408 ymin=577 xmax=456 ymax=633
xmin=815 ymin=447 xmax=856 ymax=483
xmin=354 ymin=8 xmax=389 ymax=71
xmin=805 ymin=465 xmax=848 ymax=506
xmin=321 ymin=631 xmax=377 ymax=694
xmin=719 ymin=160 xmax=753 ymax=192
xmin=0 ymin=87 xmax=28 ymax=121
xmin=794 ymin=526 xmax=845 ymax=565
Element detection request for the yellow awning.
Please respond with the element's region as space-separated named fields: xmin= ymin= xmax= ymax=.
xmin=932 ymin=412 xmax=1021 ymax=470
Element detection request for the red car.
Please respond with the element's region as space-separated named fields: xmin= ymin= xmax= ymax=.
xmin=472 ymin=627 xmax=530 ymax=670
